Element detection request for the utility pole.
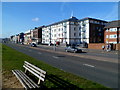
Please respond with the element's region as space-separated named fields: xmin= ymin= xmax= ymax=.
xmin=54 ymin=40 xmax=56 ymax=51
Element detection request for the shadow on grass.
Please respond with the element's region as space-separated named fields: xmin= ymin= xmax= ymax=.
xmin=41 ymin=74 xmax=82 ymax=89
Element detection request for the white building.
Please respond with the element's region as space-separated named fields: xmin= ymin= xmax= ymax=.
xmin=42 ymin=17 xmax=108 ymax=46
xmin=42 ymin=16 xmax=81 ymax=45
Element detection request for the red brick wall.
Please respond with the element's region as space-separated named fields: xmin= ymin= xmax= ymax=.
xmin=88 ymin=43 xmax=119 ymax=50
xmin=116 ymin=44 xmax=120 ymax=50
xmin=88 ymin=43 xmax=105 ymax=50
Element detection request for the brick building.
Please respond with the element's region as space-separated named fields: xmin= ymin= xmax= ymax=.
xmin=32 ymin=26 xmax=44 ymax=44
xmin=104 ymin=20 xmax=120 ymax=44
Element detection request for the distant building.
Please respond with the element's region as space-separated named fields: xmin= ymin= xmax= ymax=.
xmin=42 ymin=16 xmax=108 ymax=46
xmin=24 ymin=30 xmax=31 ymax=44
xmin=31 ymin=26 xmax=44 ymax=44
xmin=19 ymin=33 xmax=24 ymax=43
xmin=104 ymin=20 xmax=120 ymax=44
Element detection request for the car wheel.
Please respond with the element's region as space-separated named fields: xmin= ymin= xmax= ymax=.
xmin=66 ymin=50 xmax=68 ymax=52
xmin=74 ymin=51 xmax=76 ymax=53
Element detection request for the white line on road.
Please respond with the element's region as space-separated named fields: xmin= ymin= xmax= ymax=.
xmin=83 ymin=64 xmax=95 ymax=68
xmin=52 ymin=56 xmax=59 ymax=59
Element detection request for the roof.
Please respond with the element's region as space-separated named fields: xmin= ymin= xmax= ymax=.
xmin=44 ymin=16 xmax=79 ymax=27
xmin=78 ymin=17 xmax=108 ymax=22
xmin=43 ymin=17 xmax=108 ymax=28
xmin=104 ymin=20 xmax=120 ymax=28
xmin=33 ymin=25 xmax=45 ymax=30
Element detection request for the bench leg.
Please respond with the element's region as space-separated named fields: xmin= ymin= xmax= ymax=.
xmin=25 ymin=69 xmax=27 ymax=73
xmin=38 ymin=79 xmax=41 ymax=85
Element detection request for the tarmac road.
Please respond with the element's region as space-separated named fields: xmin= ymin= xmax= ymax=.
xmin=4 ymin=43 xmax=119 ymax=88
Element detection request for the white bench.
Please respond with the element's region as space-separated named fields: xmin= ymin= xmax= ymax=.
xmin=12 ymin=61 xmax=46 ymax=89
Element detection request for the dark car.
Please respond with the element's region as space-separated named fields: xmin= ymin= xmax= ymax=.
xmin=65 ymin=46 xmax=82 ymax=53
xmin=31 ymin=43 xmax=37 ymax=47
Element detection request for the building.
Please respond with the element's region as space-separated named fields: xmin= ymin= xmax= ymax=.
xmin=31 ymin=26 xmax=44 ymax=44
xmin=42 ymin=16 xmax=79 ymax=45
xmin=19 ymin=32 xmax=24 ymax=44
xmin=24 ymin=30 xmax=31 ymax=44
xmin=42 ymin=16 xmax=108 ymax=46
xmin=80 ymin=17 xmax=108 ymax=43
xmin=104 ymin=20 xmax=120 ymax=44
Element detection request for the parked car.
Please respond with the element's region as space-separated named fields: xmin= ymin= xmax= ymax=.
xmin=65 ymin=46 xmax=82 ymax=53
xmin=30 ymin=43 xmax=37 ymax=47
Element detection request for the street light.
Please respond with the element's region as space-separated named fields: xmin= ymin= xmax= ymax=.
xmin=54 ymin=40 xmax=56 ymax=51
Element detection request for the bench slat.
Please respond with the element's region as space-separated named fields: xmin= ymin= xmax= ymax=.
xmin=23 ymin=65 xmax=45 ymax=81
xmin=19 ymin=70 xmax=39 ymax=88
xmin=12 ymin=70 xmax=40 ymax=89
xmin=12 ymin=70 xmax=28 ymax=89
xmin=15 ymin=70 xmax=33 ymax=89
xmin=24 ymin=64 xmax=45 ymax=78
xmin=24 ymin=61 xmax=46 ymax=74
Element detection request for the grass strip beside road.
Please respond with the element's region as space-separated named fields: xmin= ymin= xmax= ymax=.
xmin=2 ymin=44 xmax=109 ymax=89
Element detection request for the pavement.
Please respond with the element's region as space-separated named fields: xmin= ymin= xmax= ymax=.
xmin=37 ymin=44 xmax=118 ymax=54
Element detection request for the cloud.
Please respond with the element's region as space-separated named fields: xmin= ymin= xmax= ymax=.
xmin=32 ymin=17 xmax=39 ymax=22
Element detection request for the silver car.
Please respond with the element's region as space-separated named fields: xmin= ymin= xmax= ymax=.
xmin=65 ymin=46 xmax=82 ymax=53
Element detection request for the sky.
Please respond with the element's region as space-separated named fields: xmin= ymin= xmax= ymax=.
xmin=2 ymin=2 xmax=119 ymax=38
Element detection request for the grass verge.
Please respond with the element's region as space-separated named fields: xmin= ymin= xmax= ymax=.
xmin=2 ymin=44 xmax=109 ymax=89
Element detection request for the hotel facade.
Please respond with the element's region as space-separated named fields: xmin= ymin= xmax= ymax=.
xmin=42 ymin=17 xmax=108 ymax=45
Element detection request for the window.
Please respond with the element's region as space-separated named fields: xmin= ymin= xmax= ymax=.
xmin=90 ymin=20 xmax=93 ymax=23
xmin=109 ymin=34 xmax=117 ymax=38
xmin=110 ymin=28 xmax=117 ymax=32
xmin=74 ymin=27 xmax=76 ymax=31
xmin=99 ymin=33 xmax=102 ymax=36
xmin=79 ymin=33 xmax=81 ymax=36
xmin=79 ymin=27 xmax=81 ymax=30
xmin=74 ymin=33 xmax=76 ymax=36
xmin=59 ymin=28 xmax=60 ymax=31
xmin=106 ymin=29 xmax=109 ymax=32
xmin=106 ymin=35 xmax=109 ymax=38
xmin=96 ymin=27 xmax=99 ymax=29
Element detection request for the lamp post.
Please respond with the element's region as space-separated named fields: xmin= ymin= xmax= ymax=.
xmin=54 ymin=40 xmax=56 ymax=51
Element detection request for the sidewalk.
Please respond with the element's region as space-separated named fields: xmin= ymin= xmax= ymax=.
xmin=38 ymin=44 xmax=118 ymax=55
xmin=82 ymin=48 xmax=118 ymax=54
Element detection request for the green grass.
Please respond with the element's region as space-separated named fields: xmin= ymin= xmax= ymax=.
xmin=2 ymin=44 xmax=110 ymax=89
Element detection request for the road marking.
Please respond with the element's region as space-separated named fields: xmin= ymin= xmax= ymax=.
xmin=52 ymin=56 xmax=59 ymax=59
xmin=83 ymin=64 xmax=95 ymax=68
xmin=38 ymin=52 xmax=42 ymax=54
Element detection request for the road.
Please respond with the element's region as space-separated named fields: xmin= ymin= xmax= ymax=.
xmin=4 ymin=43 xmax=119 ymax=88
